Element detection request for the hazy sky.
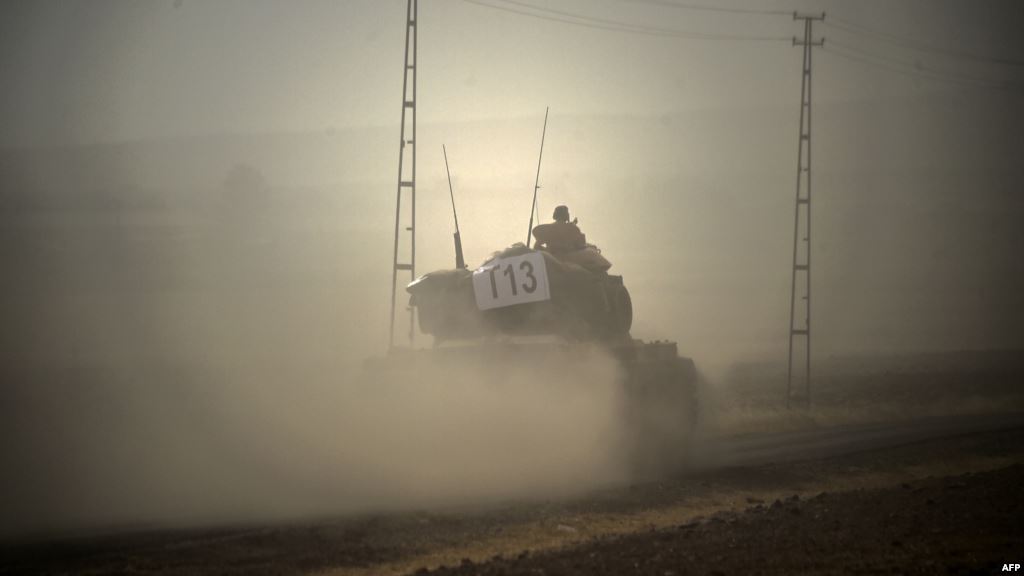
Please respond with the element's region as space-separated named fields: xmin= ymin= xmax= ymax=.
xmin=1 ymin=0 xmax=1023 ymax=360
xmin=2 ymin=0 xmax=1022 ymax=147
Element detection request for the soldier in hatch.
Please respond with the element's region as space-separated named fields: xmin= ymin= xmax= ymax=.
xmin=532 ymin=205 xmax=586 ymax=253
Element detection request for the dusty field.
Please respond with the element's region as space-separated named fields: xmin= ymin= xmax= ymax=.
xmin=427 ymin=451 xmax=1024 ymax=576
xmin=3 ymin=353 xmax=1023 ymax=576
xmin=3 ymin=423 xmax=1023 ymax=576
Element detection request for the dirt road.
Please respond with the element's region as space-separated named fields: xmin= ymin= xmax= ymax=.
xmin=429 ymin=460 xmax=1024 ymax=576
xmin=3 ymin=412 xmax=1023 ymax=575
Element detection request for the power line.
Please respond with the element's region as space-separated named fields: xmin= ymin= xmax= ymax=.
xmin=825 ymin=15 xmax=1024 ymax=68
xmin=826 ymin=46 xmax=982 ymax=89
xmin=462 ymin=0 xmax=791 ymax=42
xmin=618 ymin=0 xmax=791 ymax=17
xmin=462 ymin=0 xmax=676 ymax=37
xmin=470 ymin=0 xmax=790 ymax=41
xmin=828 ymin=39 xmax=1024 ymax=92
xmin=462 ymin=0 xmax=1024 ymax=93
xmin=825 ymin=45 xmax=1022 ymax=95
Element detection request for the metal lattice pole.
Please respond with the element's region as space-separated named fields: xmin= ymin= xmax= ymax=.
xmin=389 ymin=0 xmax=418 ymax=349
xmin=787 ymin=12 xmax=824 ymax=408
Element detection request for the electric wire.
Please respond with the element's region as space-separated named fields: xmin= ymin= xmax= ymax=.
xmin=825 ymin=15 xmax=1024 ymax=68
xmin=617 ymin=0 xmax=791 ymax=17
xmin=462 ymin=0 xmax=791 ymax=42
xmin=826 ymin=46 xmax=987 ymax=90
xmin=462 ymin=0 xmax=1024 ymax=93
xmin=825 ymin=44 xmax=1023 ymax=95
xmin=829 ymin=39 xmax=1024 ymax=91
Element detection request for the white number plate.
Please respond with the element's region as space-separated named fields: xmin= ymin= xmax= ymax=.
xmin=472 ymin=251 xmax=551 ymax=310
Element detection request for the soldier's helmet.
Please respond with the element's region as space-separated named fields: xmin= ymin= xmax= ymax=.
xmin=552 ymin=205 xmax=570 ymax=223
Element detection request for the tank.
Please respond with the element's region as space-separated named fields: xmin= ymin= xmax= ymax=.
xmin=407 ymin=243 xmax=631 ymax=343
xmin=392 ymin=240 xmax=700 ymax=477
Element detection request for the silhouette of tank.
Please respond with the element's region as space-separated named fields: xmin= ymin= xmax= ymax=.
xmin=398 ymin=238 xmax=699 ymax=476
xmin=407 ymin=243 xmax=631 ymax=343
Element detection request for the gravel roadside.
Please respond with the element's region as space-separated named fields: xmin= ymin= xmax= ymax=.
xmin=425 ymin=463 xmax=1024 ymax=575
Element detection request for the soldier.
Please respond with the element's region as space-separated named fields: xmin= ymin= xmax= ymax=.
xmin=533 ymin=205 xmax=586 ymax=253
xmin=552 ymin=204 xmax=575 ymax=225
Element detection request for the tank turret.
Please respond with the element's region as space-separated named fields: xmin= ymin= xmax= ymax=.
xmin=407 ymin=243 xmax=631 ymax=343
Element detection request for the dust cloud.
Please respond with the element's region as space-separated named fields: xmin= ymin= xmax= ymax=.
xmin=1 ymin=339 xmax=630 ymax=537
xmin=3 ymin=107 xmax=1023 ymax=536
xmin=3 ymin=0 xmax=1024 ymax=541
xmin=0 ymin=164 xmax=636 ymax=536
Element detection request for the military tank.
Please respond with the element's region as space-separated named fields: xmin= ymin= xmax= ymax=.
xmin=407 ymin=242 xmax=631 ymax=343
xmin=391 ymin=225 xmax=700 ymax=477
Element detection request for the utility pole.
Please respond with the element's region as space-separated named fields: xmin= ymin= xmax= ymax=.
xmin=390 ymin=0 xmax=418 ymax=349
xmin=786 ymin=12 xmax=824 ymax=409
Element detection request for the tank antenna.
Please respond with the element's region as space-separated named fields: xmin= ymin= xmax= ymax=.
xmin=443 ymin=145 xmax=466 ymax=269
xmin=525 ymin=107 xmax=549 ymax=248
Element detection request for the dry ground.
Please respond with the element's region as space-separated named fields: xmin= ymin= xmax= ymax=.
xmin=426 ymin=447 xmax=1024 ymax=576
xmin=3 ymin=352 xmax=1023 ymax=575
xmin=3 ymin=425 xmax=1023 ymax=576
